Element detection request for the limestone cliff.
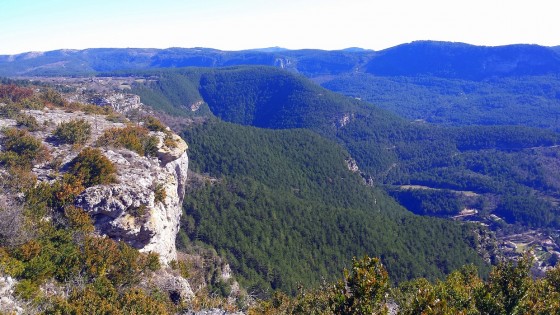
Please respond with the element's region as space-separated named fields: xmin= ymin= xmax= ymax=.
xmin=2 ymin=106 xmax=189 ymax=264
xmin=75 ymin=137 xmax=189 ymax=264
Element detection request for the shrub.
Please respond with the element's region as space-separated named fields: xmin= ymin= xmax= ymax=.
xmin=24 ymin=174 xmax=86 ymax=214
xmin=47 ymin=290 xmax=115 ymax=315
xmin=53 ymin=176 xmax=85 ymax=210
xmin=53 ymin=119 xmax=91 ymax=145
xmin=19 ymin=97 xmax=44 ymax=110
xmin=16 ymin=113 xmax=41 ymax=131
xmin=144 ymin=252 xmax=161 ymax=272
xmin=96 ymin=125 xmax=159 ymax=157
xmin=40 ymin=89 xmax=66 ymax=107
xmin=83 ymin=236 xmax=158 ymax=286
xmin=164 ymin=134 xmax=178 ymax=148
xmin=21 ymin=252 xmax=56 ymax=283
xmin=154 ymin=183 xmax=167 ymax=204
xmin=118 ymin=288 xmax=170 ymax=315
xmin=0 ymin=247 xmax=25 ymax=277
xmin=14 ymin=279 xmax=40 ymax=300
xmin=143 ymin=116 xmax=167 ymax=132
xmin=61 ymin=101 xmax=115 ymax=115
xmin=50 ymin=284 xmax=171 ymax=315
xmin=84 ymin=236 xmax=121 ymax=279
xmin=0 ymin=84 xmax=33 ymax=102
xmin=64 ymin=206 xmax=94 ymax=233
xmin=129 ymin=204 xmax=148 ymax=217
xmin=1 ymin=166 xmax=37 ymax=193
xmin=0 ymin=102 xmax=22 ymax=119
xmin=106 ymin=112 xmax=126 ymax=123
xmin=0 ymin=127 xmax=50 ymax=167
xmin=0 ymin=151 xmax=20 ymax=168
xmin=24 ymin=181 xmax=54 ymax=219
xmin=68 ymin=147 xmax=116 ymax=187
xmin=144 ymin=135 xmax=160 ymax=157
xmin=331 ymin=256 xmax=389 ymax=314
xmin=170 ymin=259 xmax=190 ymax=279
xmin=15 ymin=239 xmax=42 ymax=261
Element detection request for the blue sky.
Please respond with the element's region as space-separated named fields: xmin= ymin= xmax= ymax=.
xmin=1 ymin=0 xmax=558 ymax=54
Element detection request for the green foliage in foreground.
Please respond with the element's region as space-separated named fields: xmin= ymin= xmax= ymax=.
xmin=180 ymin=120 xmax=488 ymax=295
xmin=250 ymin=254 xmax=560 ymax=314
xmin=52 ymin=119 xmax=92 ymax=145
xmin=96 ymin=125 xmax=160 ymax=157
xmin=1 ymin=150 xmax=170 ymax=314
xmin=68 ymin=147 xmax=117 ymax=187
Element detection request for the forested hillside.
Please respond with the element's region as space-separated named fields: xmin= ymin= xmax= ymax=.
xmin=5 ymin=42 xmax=560 ymax=134
xmin=363 ymin=41 xmax=560 ymax=79
xmin=2 ymin=65 xmax=559 ymax=314
xmin=322 ymin=74 xmax=560 ymax=131
xmin=178 ymin=119 xmax=488 ymax=294
xmin=128 ymin=67 xmax=560 ymax=230
xmin=3 ymin=40 xmax=560 ymax=312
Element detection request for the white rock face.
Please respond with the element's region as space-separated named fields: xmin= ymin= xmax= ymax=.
xmin=0 ymin=276 xmax=23 ymax=314
xmin=149 ymin=269 xmax=194 ymax=302
xmin=76 ymin=141 xmax=188 ymax=264
xmin=20 ymin=108 xmax=190 ymax=265
xmin=141 ymin=149 xmax=189 ymax=262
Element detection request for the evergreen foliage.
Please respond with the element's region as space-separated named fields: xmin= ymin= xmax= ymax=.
xmin=181 ymin=120 xmax=488 ymax=294
xmin=52 ymin=119 xmax=92 ymax=145
xmin=68 ymin=147 xmax=117 ymax=187
xmin=96 ymin=125 xmax=159 ymax=157
xmin=0 ymin=127 xmax=50 ymax=168
xmin=252 ymin=254 xmax=560 ymax=314
xmin=323 ymin=74 xmax=560 ymax=132
xmin=131 ymin=66 xmax=560 ymax=229
xmin=0 ymin=85 xmax=231 ymax=313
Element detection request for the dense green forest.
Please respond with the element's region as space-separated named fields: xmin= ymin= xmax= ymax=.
xmin=129 ymin=66 xmax=560 ymax=230
xmin=322 ymin=74 xmax=560 ymax=131
xmin=179 ymin=119 xmax=488 ymax=294
xmin=4 ymin=41 xmax=560 ymax=312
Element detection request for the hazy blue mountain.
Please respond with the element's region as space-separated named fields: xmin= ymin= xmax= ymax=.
xmin=245 ymin=46 xmax=290 ymax=53
xmin=3 ymin=41 xmax=559 ymax=79
xmin=364 ymin=41 xmax=560 ymax=79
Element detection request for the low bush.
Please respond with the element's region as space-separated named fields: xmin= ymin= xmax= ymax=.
xmin=0 ymin=247 xmax=25 ymax=277
xmin=143 ymin=116 xmax=167 ymax=132
xmin=0 ymin=102 xmax=22 ymax=119
xmin=68 ymin=147 xmax=116 ymax=187
xmin=0 ymin=84 xmax=33 ymax=103
xmin=40 ymin=89 xmax=66 ymax=107
xmin=53 ymin=119 xmax=91 ymax=145
xmin=15 ymin=113 xmax=41 ymax=131
xmin=154 ymin=183 xmax=167 ymax=204
xmin=0 ymin=127 xmax=50 ymax=168
xmin=96 ymin=125 xmax=159 ymax=157
xmin=64 ymin=205 xmax=94 ymax=233
xmin=13 ymin=279 xmax=40 ymax=300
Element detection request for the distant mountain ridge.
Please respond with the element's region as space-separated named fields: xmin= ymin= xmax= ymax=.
xmin=366 ymin=41 xmax=560 ymax=79
xmin=1 ymin=41 xmax=559 ymax=79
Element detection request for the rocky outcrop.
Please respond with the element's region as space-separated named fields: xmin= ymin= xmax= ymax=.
xmin=148 ymin=269 xmax=195 ymax=303
xmin=8 ymin=107 xmax=189 ymax=264
xmin=0 ymin=276 xmax=22 ymax=314
xmin=184 ymin=310 xmax=244 ymax=315
xmin=75 ymin=136 xmax=188 ymax=264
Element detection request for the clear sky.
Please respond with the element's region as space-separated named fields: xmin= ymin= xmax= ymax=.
xmin=0 ymin=0 xmax=558 ymax=55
